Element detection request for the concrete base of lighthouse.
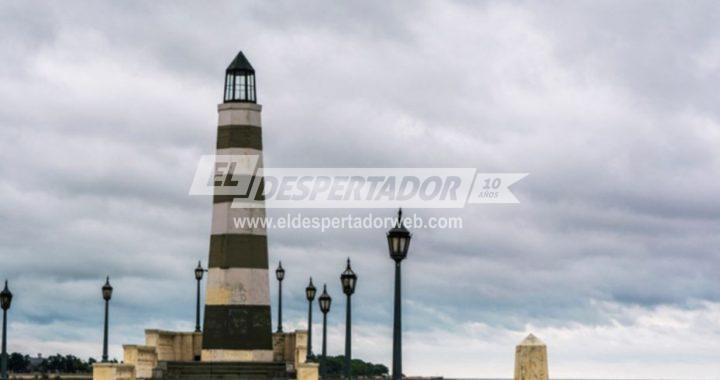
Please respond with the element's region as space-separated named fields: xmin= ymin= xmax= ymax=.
xmin=93 ymin=329 xmax=317 ymax=380
xmin=150 ymin=330 xmax=316 ymax=380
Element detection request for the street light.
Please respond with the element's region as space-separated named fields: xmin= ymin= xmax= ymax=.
xmin=318 ymin=284 xmax=332 ymax=380
xmin=275 ymin=262 xmax=285 ymax=333
xmin=101 ymin=277 xmax=113 ymax=363
xmin=194 ymin=261 xmax=206 ymax=334
xmin=305 ymin=277 xmax=317 ymax=362
xmin=340 ymin=259 xmax=357 ymax=380
xmin=387 ymin=208 xmax=411 ymax=380
xmin=1 ymin=281 xmax=13 ymax=380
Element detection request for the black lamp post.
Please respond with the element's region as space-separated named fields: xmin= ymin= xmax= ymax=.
xmin=194 ymin=261 xmax=206 ymax=333
xmin=101 ymin=277 xmax=113 ymax=363
xmin=318 ymin=285 xmax=332 ymax=380
xmin=1 ymin=281 xmax=13 ymax=380
xmin=340 ymin=259 xmax=357 ymax=380
xmin=305 ymin=277 xmax=317 ymax=362
xmin=275 ymin=262 xmax=285 ymax=333
xmin=387 ymin=209 xmax=412 ymax=380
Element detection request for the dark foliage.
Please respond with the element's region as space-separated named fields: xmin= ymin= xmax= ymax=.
xmin=8 ymin=353 xmax=31 ymax=372
xmin=7 ymin=353 xmax=98 ymax=373
xmin=320 ymin=355 xmax=388 ymax=377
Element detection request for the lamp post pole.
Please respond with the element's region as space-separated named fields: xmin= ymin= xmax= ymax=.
xmin=0 ymin=281 xmax=12 ymax=380
xmin=344 ymin=293 xmax=351 ymax=379
xmin=340 ymin=259 xmax=357 ymax=380
xmin=322 ymin=308 xmax=328 ymax=359
xmin=101 ymin=277 xmax=113 ymax=363
xmin=103 ymin=298 xmax=109 ymax=362
xmin=194 ymin=261 xmax=206 ymax=333
xmin=318 ymin=285 xmax=332 ymax=380
xmin=1 ymin=308 xmax=5 ymax=380
xmin=387 ymin=209 xmax=411 ymax=380
xmin=392 ymin=261 xmax=402 ymax=379
xmin=276 ymin=262 xmax=285 ymax=333
xmin=305 ymin=278 xmax=317 ymax=362
xmin=278 ymin=279 xmax=283 ymax=331
xmin=196 ymin=279 xmax=201 ymax=332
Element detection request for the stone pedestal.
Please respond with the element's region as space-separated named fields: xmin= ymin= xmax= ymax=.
xmin=296 ymin=362 xmax=319 ymax=380
xmin=93 ymin=363 xmax=136 ymax=380
xmin=272 ymin=333 xmax=287 ymax=363
xmin=292 ymin=330 xmax=308 ymax=367
xmin=271 ymin=330 xmax=310 ymax=373
xmin=514 ymin=334 xmax=548 ymax=380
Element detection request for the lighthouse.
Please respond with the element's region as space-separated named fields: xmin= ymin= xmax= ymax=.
xmin=105 ymin=52 xmax=318 ymax=380
xmin=201 ymin=51 xmax=274 ymax=362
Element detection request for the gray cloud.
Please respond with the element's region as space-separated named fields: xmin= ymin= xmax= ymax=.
xmin=1 ymin=0 xmax=719 ymax=377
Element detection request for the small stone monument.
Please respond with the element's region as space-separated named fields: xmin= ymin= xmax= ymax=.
xmin=514 ymin=334 xmax=548 ymax=380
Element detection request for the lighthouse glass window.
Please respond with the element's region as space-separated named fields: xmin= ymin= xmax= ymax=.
xmin=225 ymin=74 xmax=233 ymax=101
xmin=247 ymin=74 xmax=255 ymax=102
xmin=224 ymin=72 xmax=255 ymax=102
xmin=234 ymin=74 xmax=247 ymax=101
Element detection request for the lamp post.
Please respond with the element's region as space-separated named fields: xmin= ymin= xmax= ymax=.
xmin=275 ymin=262 xmax=285 ymax=333
xmin=305 ymin=277 xmax=317 ymax=362
xmin=318 ymin=285 xmax=332 ymax=380
xmin=387 ymin=209 xmax=412 ymax=380
xmin=194 ymin=261 xmax=206 ymax=333
xmin=195 ymin=261 xmax=207 ymax=332
xmin=1 ymin=281 xmax=13 ymax=380
xmin=340 ymin=259 xmax=357 ymax=380
xmin=101 ymin=277 xmax=113 ymax=363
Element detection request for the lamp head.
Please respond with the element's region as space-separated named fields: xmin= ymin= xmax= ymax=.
xmin=306 ymin=277 xmax=317 ymax=301
xmin=102 ymin=276 xmax=113 ymax=301
xmin=340 ymin=258 xmax=357 ymax=295
xmin=0 ymin=280 xmax=12 ymax=311
xmin=318 ymin=284 xmax=331 ymax=314
xmin=194 ymin=261 xmax=205 ymax=280
xmin=276 ymin=261 xmax=285 ymax=281
xmin=387 ymin=208 xmax=411 ymax=262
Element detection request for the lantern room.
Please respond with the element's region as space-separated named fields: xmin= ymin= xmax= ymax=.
xmin=224 ymin=51 xmax=256 ymax=103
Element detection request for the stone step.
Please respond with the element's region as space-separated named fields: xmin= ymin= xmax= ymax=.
xmin=155 ymin=361 xmax=290 ymax=380
xmin=164 ymin=364 xmax=285 ymax=371
xmin=167 ymin=363 xmax=285 ymax=368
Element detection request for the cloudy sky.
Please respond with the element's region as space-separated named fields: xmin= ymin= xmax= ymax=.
xmin=2 ymin=0 xmax=720 ymax=378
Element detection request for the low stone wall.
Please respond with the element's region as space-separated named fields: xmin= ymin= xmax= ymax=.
xmin=144 ymin=330 xmax=202 ymax=362
xmin=119 ymin=330 xmax=200 ymax=380
xmin=271 ymin=330 xmax=308 ymax=371
xmin=8 ymin=375 xmax=92 ymax=379
xmin=123 ymin=345 xmax=158 ymax=379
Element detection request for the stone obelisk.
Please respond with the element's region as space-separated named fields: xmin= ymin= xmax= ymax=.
xmin=514 ymin=334 xmax=549 ymax=380
xmin=201 ymin=51 xmax=273 ymax=362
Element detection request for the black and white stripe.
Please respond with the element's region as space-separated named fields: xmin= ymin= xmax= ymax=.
xmin=202 ymin=102 xmax=274 ymax=362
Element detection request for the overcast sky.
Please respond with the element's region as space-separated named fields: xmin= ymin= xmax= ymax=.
xmin=1 ymin=0 xmax=720 ymax=378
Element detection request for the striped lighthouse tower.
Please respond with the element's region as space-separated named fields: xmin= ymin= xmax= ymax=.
xmin=201 ymin=51 xmax=274 ymax=362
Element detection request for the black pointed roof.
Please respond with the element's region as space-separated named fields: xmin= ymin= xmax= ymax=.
xmin=227 ymin=51 xmax=254 ymax=72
